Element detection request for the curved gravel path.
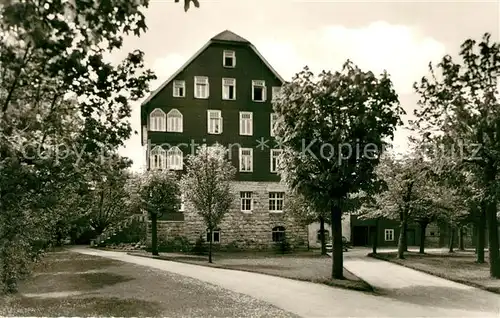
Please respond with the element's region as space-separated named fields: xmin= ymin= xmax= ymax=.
xmin=72 ymin=247 xmax=500 ymax=318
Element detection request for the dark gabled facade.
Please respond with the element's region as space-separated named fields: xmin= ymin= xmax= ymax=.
xmin=139 ymin=31 xmax=308 ymax=249
xmin=141 ymin=30 xmax=284 ymax=182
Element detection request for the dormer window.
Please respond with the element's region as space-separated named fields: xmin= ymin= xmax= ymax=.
xmin=223 ymin=50 xmax=235 ymax=68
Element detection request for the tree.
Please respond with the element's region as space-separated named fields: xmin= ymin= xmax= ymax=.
xmin=274 ymin=63 xmax=404 ymax=278
xmin=83 ymin=158 xmax=133 ymax=236
xmin=358 ymin=152 xmax=462 ymax=257
xmin=175 ymin=0 xmax=200 ymax=11
xmin=286 ymin=192 xmax=330 ymax=254
xmin=180 ymin=144 xmax=236 ymax=263
xmin=139 ymin=171 xmax=180 ymax=256
xmin=413 ymin=33 xmax=500 ymax=277
xmin=0 ymin=0 xmax=197 ymax=292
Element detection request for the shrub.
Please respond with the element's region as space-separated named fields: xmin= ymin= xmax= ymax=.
xmin=223 ymin=240 xmax=241 ymax=252
xmin=274 ymin=233 xmax=292 ymax=254
xmin=105 ymin=218 xmax=146 ymax=245
xmin=156 ymin=236 xmax=191 ymax=252
xmin=191 ymin=234 xmax=207 ymax=255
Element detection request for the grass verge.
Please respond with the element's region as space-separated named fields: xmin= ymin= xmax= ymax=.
xmin=129 ymin=251 xmax=374 ymax=293
xmin=369 ymin=251 xmax=500 ymax=294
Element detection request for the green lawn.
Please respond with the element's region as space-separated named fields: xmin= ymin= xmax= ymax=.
xmin=370 ymin=251 xmax=500 ymax=294
xmin=0 ymin=250 xmax=298 ymax=317
xmin=130 ymin=250 xmax=374 ymax=292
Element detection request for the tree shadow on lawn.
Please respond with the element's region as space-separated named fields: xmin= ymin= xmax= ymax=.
xmin=34 ymin=252 xmax=123 ymax=273
xmin=2 ymin=296 xmax=163 ymax=317
xmin=20 ymin=271 xmax=135 ymax=294
xmin=379 ymin=285 xmax=499 ymax=311
xmin=217 ymin=264 xmax=290 ymax=271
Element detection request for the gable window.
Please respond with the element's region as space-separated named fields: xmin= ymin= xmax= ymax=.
xmin=270 ymin=149 xmax=282 ymax=173
xmin=384 ymin=229 xmax=395 ymax=241
xmin=269 ymin=192 xmax=284 ymax=212
xmin=149 ymin=146 xmax=166 ymax=170
xmin=272 ymin=86 xmax=281 ymax=101
xmin=207 ymin=110 xmax=222 ymax=134
xmin=240 ymin=191 xmax=253 ymax=212
xmin=194 ymin=76 xmax=209 ymax=99
xmin=222 ymin=78 xmax=236 ymax=100
xmin=239 ymin=111 xmax=253 ymax=136
xmin=179 ymin=194 xmax=185 ymax=212
xmin=206 ymin=228 xmax=220 ymax=243
xmin=272 ymin=226 xmax=285 ymax=242
xmin=166 ymin=109 xmax=183 ymax=132
xmin=239 ymin=148 xmax=253 ymax=172
xmin=166 ymin=146 xmax=183 ymax=170
xmin=252 ymin=80 xmax=266 ymax=102
xmin=149 ymin=108 xmax=166 ymax=131
xmin=270 ymin=113 xmax=278 ymax=137
xmin=223 ymin=50 xmax=235 ymax=68
xmin=173 ymin=80 xmax=185 ymax=97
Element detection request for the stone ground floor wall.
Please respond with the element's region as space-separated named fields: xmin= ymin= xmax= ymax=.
xmin=146 ymin=181 xmax=308 ymax=250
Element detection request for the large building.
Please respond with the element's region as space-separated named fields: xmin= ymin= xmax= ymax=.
xmin=140 ymin=30 xmax=308 ymax=250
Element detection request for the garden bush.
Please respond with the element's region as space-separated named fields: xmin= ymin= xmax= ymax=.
xmin=191 ymin=234 xmax=208 ymax=255
xmin=273 ymin=233 xmax=292 ymax=254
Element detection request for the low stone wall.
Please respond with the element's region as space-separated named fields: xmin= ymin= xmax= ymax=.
xmin=147 ymin=181 xmax=308 ymax=250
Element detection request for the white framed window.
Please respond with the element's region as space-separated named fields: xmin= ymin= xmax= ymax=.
xmin=239 ymin=148 xmax=253 ymax=172
xmin=149 ymin=146 xmax=166 ymax=170
xmin=222 ymin=78 xmax=236 ymax=100
xmin=272 ymin=86 xmax=281 ymax=101
xmin=272 ymin=226 xmax=285 ymax=242
xmin=252 ymin=80 xmax=266 ymax=102
xmin=240 ymin=192 xmax=253 ymax=212
xmin=179 ymin=194 xmax=185 ymax=212
xmin=149 ymin=108 xmax=166 ymax=131
xmin=239 ymin=111 xmax=253 ymax=136
xmin=270 ymin=113 xmax=278 ymax=137
xmin=167 ymin=146 xmax=183 ymax=170
xmin=269 ymin=192 xmax=284 ymax=212
xmin=223 ymin=50 xmax=235 ymax=68
xmin=194 ymin=76 xmax=209 ymax=99
xmin=206 ymin=228 xmax=220 ymax=243
xmin=166 ymin=109 xmax=183 ymax=132
xmin=270 ymin=149 xmax=282 ymax=173
xmin=173 ymin=80 xmax=185 ymax=97
xmin=385 ymin=229 xmax=395 ymax=241
xmin=207 ymin=110 xmax=223 ymax=134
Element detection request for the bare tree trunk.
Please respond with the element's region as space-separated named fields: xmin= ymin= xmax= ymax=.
xmin=372 ymin=218 xmax=379 ymax=254
xmin=319 ymin=217 xmax=326 ymax=255
xmin=477 ymin=207 xmax=486 ymax=263
xmin=486 ymin=200 xmax=500 ymax=278
xmin=208 ymin=229 xmax=213 ymax=263
xmin=419 ymin=221 xmax=428 ymax=254
xmin=403 ymin=220 xmax=408 ymax=252
xmin=331 ymin=204 xmax=343 ymax=279
xmin=448 ymin=226 xmax=455 ymax=253
xmin=459 ymin=226 xmax=465 ymax=251
xmin=398 ymin=211 xmax=408 ymax=259
xmin=151 ymin=213 xmax=158 ymax=256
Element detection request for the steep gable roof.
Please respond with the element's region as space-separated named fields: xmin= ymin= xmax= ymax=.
xmin=141 ymin=30 xmax=284 ymax=106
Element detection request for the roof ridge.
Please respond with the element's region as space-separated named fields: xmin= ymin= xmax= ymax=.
xmin=211 ymin=30 xmax=250 ymax=43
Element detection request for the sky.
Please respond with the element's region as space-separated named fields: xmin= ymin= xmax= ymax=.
xmin=114 ymin=0 xmax=500 ymax=171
